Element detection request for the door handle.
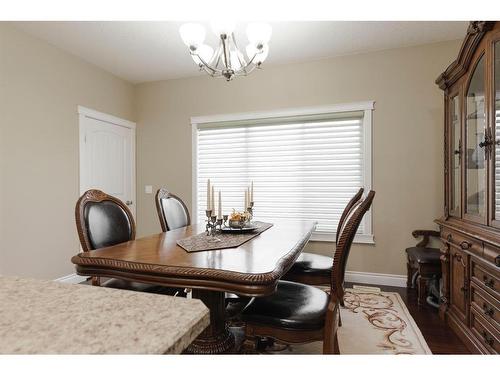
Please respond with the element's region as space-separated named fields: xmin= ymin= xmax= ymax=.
xmin=479 ymin=140 xmax=489 ymax=148
xmin=479 ymin=129 xmax=493 ymax=160
xmin=125 ymin=200 xmax=133 ymax=206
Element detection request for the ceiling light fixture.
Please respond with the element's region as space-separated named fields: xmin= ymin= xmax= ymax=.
xmin=179 ymin=21 xmax=272 ymax=81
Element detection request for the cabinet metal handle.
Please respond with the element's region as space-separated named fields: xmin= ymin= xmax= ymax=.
xmin=452 ymin=252 xmax=467 ymax=267
xmin=482 ymin=303 xmax=494 ymax=317
xmin=479 ymin=129 xmax=494 ymax=160
xmin=482 ymin=330 xmax=494 ymax=347
xmin=459 ymin=241 xmax=471 ymax=250
xmin=483 ymin=275 xmax=495 ymax=289
xmin=125 ymin=200 xmax=133 ymax=206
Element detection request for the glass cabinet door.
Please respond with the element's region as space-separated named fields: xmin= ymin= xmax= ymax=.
xmin=493 ymin=41 xmax=500 ymax=223
xmin=465 ymin=54 xmax=486 ymax=221
xmin=450 ymin=94 xmax=461 ymax=216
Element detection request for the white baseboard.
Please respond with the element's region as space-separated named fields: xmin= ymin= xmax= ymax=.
xmin=345 ymin=271 xmax=406 ymax=288
xmin=54 ymin=273 xmax=88 ymax=284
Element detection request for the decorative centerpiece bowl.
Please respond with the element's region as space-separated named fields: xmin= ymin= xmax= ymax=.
xmin=228 ymin=218 xmax=247 ymax=229
xmin=228 ymin=210 xmax=251 ymax=229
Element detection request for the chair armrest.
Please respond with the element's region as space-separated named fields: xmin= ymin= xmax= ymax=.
xmin=411 ymin=230 xmax=441 ymax=248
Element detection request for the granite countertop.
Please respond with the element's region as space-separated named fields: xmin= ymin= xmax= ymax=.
xmin=0 ymin=276 xmax=209 ymax=354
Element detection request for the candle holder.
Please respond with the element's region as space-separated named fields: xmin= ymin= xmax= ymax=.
xmin=205 ymin=209 xmax=212 ymax=234
xmin=205 ymin=210 xmax=223 ymax=242
xmin=247 ymin=201 xmax=254 ymax=223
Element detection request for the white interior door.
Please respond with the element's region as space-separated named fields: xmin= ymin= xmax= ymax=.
xmin=79 ymin=106 xmax=136 ymax=217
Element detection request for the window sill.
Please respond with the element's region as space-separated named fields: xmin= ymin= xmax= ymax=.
xmin=310 ymin=231 xmax=375 ymax=244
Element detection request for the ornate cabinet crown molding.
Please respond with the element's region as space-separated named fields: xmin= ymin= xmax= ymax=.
xmin=435 ymin=21 xmax=495 ymax=90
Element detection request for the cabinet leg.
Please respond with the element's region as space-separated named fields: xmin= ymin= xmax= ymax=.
xmin=407 ymin=262 xmax=415 ymax=288
xmin=417 ymin=276 xmax=427 ymax=306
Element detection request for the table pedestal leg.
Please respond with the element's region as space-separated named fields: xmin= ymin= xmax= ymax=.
xmin=185 ymin=289 xmax=235 ymax=354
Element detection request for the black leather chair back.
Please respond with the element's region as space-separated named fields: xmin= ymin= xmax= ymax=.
xmin=84 ymin=201 xmax=133 ymax=249
xmin=155 ymin=188 xmax=191 ymax=232
xmin=75 ymin=190 xmax=136 ymax=252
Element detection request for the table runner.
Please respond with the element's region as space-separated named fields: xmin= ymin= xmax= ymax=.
xmin=177 ymin=221 xmax=273 ymax=252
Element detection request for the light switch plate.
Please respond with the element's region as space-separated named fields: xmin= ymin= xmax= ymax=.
xmin=145 ymin=185 xmax=153 ymax=194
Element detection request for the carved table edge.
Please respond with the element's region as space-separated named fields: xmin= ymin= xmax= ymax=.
xmin=71 ymin=225 xmax=315 ymax=287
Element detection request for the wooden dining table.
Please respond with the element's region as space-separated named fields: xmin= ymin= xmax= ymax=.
xmin=71 ymin=219 xmax=316 ymax=354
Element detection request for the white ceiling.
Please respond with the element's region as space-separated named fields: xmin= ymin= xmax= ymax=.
xmin=12 ymin=21 xmax=468 ymax=83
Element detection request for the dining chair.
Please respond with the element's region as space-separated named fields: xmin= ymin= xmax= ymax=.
xmin=75 ymin=189 xmax=179 ymax=294
xmin=240 ymin=190 xmax=375 ymax=354
xmin=283 ymin=187 xmax=364 ymax=286
xmin=155 ymin=188 xmax=191 ymax=232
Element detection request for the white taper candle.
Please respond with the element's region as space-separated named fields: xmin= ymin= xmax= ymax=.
xmin=211 ymin=186 xmax=215 ymax=212
xmin=218 ymin=190 xmax=222 ymax=219
xmin=206 ymin=179 xmax=211 ymax=211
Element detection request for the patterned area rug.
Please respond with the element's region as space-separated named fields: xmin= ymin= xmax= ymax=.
xmin=241 ymin=286 xmax=432 ymax=355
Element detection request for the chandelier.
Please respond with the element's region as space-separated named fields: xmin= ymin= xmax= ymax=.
xmin=179 ymin=22 xmax=272 ymax=81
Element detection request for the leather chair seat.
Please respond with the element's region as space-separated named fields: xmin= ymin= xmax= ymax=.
xmin=405 ymin=247 xmax=441 ymax=265
xmin=241 ymin=281 xmax=329 ymax=330
xmin=102 ymin=278 xmax=182 ymax=295
xmin=288 ymin=252 xmax=333 ymax=276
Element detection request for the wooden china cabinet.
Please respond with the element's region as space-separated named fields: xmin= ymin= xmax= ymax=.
xmin=436 ymin=21 xmax=500 ymax=354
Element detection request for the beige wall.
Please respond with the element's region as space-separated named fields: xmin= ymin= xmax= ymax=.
xmin=135 ymin=39 xmax=461 ymax=276
xmin=0 ymin=23 xmax=461 ymax=279
xmin=0 ymin=24 xmax=135 ymax=279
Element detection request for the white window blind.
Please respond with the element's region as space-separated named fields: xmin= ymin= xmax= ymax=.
xmin=193 ymin=103 xmax=373 ymax=243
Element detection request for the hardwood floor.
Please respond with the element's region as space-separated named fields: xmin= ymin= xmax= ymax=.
xmin=346 ymin=282 xmax=470 ymax=354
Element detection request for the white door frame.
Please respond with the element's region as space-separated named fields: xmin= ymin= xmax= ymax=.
xmin=78 ymin=105 xmax=137 ymax=217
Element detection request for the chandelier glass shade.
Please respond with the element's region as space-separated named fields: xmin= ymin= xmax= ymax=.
xmin=179 ymin=22 xmax=272 ymax=81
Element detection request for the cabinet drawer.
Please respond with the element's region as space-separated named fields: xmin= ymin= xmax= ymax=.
xmin=471 ymin=282 xmax=500 ymax=331
xmin=471 ymin=259 xmax=500 ymax=300
xmin=483 ymin=244 xmax=500 ymax=268
xmin=441 ymin=228 xmax=483 ymax=257
xmin=470 ymin=308 xmax=500 ymax=354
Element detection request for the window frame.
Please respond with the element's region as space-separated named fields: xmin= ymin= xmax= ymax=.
xmin=191 ymin=101 xmax=375 ymax=244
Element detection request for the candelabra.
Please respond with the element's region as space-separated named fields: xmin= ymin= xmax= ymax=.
xmin=247 ymin=201 xmax=254 ymax=222
xmin=206 ymin=203 xmax=254 ymax=237
xmin=205 ymin=209 xmax=223 ymax=242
